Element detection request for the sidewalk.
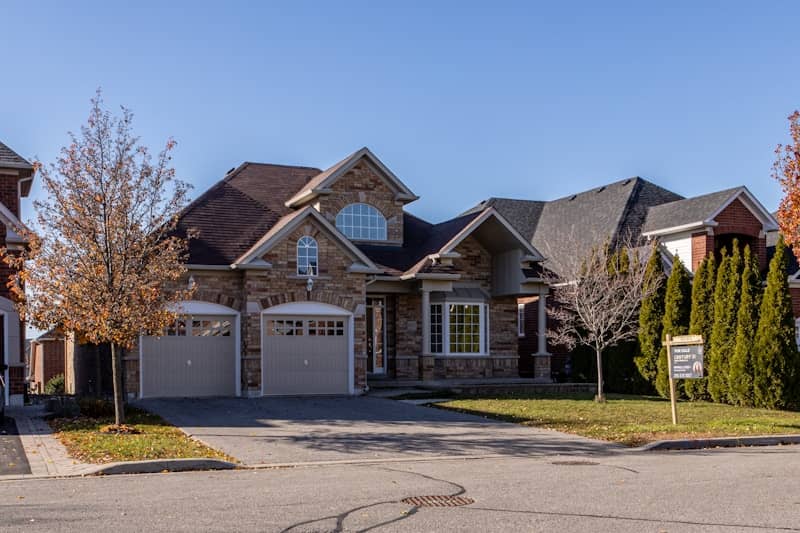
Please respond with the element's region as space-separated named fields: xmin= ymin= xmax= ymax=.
xmin=1 ymin=405 xmax=97 ymax=480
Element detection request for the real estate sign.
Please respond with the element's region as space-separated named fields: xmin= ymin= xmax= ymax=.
xmin=665 ymin=334 xmax=704 ymax=425
xmin=669 ymin=343 xmax=704 ymax=379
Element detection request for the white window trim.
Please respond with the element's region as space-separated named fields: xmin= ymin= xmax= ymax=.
xmin=517 ymin=303 xmax=525 ymax=337
xmin=335 ymin=203 xmax=388 ymax=241
xmin=296 ymin=236 xmax=318 ymax=277
xmin=430 ymin=301 xmax=490 ymax=356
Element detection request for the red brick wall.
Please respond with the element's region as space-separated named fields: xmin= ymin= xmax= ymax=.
xmin=8 ymin=366 xmax=24 ymax=395
xmin=714 ymin=198 xmax=762 ymax=237
xmin=711 ymin=198 xmax=768 ymax=272
xmin=691 ymin=232 xmax=714 ymax=272
xmin=791 ymin=288 xmax=800 ymax=318
xmin=0 ymin=174 xmax=20 ymax=219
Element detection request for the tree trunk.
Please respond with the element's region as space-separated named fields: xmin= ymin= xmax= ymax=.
xmin=110 ymin=342 xmax=125 ymax=425
xmin=595 ymin=346 xmax=606 ymax=402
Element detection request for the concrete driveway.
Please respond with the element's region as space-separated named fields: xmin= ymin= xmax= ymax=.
xmin=138 ymin=396 xmax=619 ymax=465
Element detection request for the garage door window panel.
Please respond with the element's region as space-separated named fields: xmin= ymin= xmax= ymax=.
xmin=268 ymin=319 xmax=304 ymax=336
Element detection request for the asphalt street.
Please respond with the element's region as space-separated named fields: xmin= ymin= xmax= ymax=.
xmin=1 ymin=445 xmax=799 ymax=532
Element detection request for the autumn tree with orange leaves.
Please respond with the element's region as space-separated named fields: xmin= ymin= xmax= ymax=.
xmin=2 ymin=93 xmax=193 ymax=425
xmin=776 ymin=111 xmax=800 ymax=248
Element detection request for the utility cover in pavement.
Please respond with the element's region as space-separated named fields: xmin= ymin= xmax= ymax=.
xmin=401 ymin=495 xmax=475 ymax=507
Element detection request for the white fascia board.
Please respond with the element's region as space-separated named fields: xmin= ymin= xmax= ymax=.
xmin=735 ymin=188 xmax=779 ymax=231
xmin=285 ymin=147 xmax=417 ymax=208
xmin=186 ymin=264 xmax=234 ymax=271
xmin=642 ymin=220 xmax=716 ymax=238
xmin=235 ymin=207 xmax=380 ymax=271
xmin=439 ymin=208 xmax=544 ymax=260
xmin=399 ymin=272 xmax=461 ymax=281
xmin=347 ymin=263 xmax=385 ymax=274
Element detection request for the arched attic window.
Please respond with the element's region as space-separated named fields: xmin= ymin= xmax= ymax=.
xmin=297 ymin=236 xmax=318 ymax=276
xmin=335 ymin=203 xmax=387 ymax=241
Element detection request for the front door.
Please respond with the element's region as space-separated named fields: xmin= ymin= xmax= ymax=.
xmin=366 ymin=297 xmax=386 ymax=374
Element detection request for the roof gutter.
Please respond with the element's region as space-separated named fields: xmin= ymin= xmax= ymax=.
xmin=642 ymin=220 xmax=718 ymax=238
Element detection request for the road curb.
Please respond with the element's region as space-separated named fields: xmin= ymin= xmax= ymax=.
xmin=90 ymin=458 xmax=239 ymax=475
xmin=637 ymin=434 xmax=800 ymax=451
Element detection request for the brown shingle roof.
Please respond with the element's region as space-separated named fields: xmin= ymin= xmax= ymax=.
xmin=0 ymin=140 xmax=33 ymax=170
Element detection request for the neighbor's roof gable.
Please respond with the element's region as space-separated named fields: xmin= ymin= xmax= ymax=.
xmin=284 ymin=147 xmax=418 ymax=208
xmin=0 ymin=141 xmax=33 ymax=170
xmin=642 ymin=186 xmax=778 ymax=236
xmin=469 ymin=177 xmax=682 ymax=276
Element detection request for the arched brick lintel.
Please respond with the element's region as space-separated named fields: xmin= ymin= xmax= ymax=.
xmin=260 ymin=290 xmax=359 ymax=314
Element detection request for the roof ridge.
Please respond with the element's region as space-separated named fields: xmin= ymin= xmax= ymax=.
xmin=238 ymin=161 xmax=322 ymax=172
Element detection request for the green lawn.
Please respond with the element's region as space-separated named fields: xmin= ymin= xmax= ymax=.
xmin=436 ymin=393 xmax=800 ymax=446
xmin=49 ymin=407 xmax=234 ymax=464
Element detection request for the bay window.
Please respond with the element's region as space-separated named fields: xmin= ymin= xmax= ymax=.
xmin=428 ymin=297 xmax=489 ymax=355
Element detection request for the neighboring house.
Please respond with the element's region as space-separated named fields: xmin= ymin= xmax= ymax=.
xmin=28 ymin=329 xmax=76 ymax=394
xmin=0 ymin=140 xmax=34 ymax=407
xmin=126 ymin=147 xmax=548 ymax=399
xmin=473 ymin=178 xmax=780 ymax=377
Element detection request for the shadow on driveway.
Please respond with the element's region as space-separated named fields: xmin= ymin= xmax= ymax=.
xmin=1 ymin=416 xmax=31 ymax=475
xmin=137 ymin=396 xmax=620 ymax=465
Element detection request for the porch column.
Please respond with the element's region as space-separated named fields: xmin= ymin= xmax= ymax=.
xmin=537 ymin=294 xmax=549 ymax=355
xmin=421 ymin=288 xmax=430 ymax=355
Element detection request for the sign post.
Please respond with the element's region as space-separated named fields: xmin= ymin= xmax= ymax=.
xmin=665 ymin=334 xmax=704 ymax=425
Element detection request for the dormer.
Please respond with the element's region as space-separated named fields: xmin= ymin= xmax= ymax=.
xmin=285 ymin=148 xmax=418 ymax=246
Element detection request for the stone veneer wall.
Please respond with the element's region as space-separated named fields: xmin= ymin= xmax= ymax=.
xmin=391 ymin=236 xmax=522 ymax=380
xmin=315 ymin=160 xmax=404 ymax=244
xmin=250 ymin=220 xmax=367 ymax=392
xmin=124 ymin=269 xmax=245 ymax=396
xmin=126 ymin=218 xmax=369 ymax=397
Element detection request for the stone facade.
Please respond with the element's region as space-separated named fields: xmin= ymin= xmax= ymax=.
xmin=382 ymin=236 xmax=524 ymax=381
xmin=123 ymin=218 xmax=370 ymax=397
xmin=315 ymin=160 xmax=404 ymax=244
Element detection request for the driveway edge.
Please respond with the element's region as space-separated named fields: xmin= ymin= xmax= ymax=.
xmin=637 ymin=434 xmax=800 ymax=451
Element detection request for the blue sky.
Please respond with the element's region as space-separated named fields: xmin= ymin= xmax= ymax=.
xmin=2 ymin=1 xmax=799 ymax=223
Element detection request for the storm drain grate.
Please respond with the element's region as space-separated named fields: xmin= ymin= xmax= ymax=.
xmin=551 ymin=460 xmax=600 ymax=466
xmin=401 ymin=495 xmax=475 ymax=507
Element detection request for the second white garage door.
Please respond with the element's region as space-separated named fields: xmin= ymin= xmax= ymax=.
xmin=262 ymin=315 xmax=350 ymax=395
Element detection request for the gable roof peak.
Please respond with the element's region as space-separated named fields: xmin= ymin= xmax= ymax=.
xmin=284 ymin=147 xmax=419 ymax=208
xmin=0 ymin=140 xmax=34 ymax=171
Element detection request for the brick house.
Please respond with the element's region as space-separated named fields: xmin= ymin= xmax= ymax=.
xmin=128 ymin=148 xmax=548 ymax=398
xmin=473 ymin=178 xmax=779 ymax=378
xmin=0 ymin=141 xmax=35 ymax=407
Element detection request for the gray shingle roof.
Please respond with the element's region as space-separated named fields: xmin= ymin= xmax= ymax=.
xmin=0 ymin=140 xmax=33 ymax=170
xmin=641 ymin=187 xmax=742 ymax=234
xmin=469 ymin=177 xmax=683 ymax=276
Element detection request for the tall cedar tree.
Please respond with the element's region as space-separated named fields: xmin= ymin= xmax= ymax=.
xmin=685 ymin=253 xmax=716 ymax=400
xmin=752 ymin=236 xmax=799 ymax=409
xmin=1 ymin=93 xmax=192 ymax=425
xmin=708 ymin=243 xmax=742 ymax=403
xmin=636 ymin=249 xmax=666 ymax=387
xmin=728 ymin=246 xmax=761 ymax=406
xmin=655 ymin=256 xmax=692 ymax=398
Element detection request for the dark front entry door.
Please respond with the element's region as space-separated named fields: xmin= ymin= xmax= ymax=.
xmin=366 ymin=297 xmax=386 ymax=374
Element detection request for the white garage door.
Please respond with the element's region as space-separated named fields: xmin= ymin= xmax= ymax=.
xmin=141 ymin=315 xmax=237 ymax=398
xmin=262 ymin=315 xmax=350 ymax=395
